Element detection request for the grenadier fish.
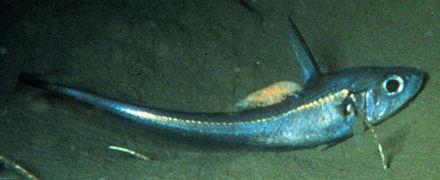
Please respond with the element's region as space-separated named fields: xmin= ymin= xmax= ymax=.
xmin=20 ymin=18 xmax=424 ymax=169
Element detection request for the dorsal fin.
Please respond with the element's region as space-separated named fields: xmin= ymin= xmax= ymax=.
xmin=288 ymin=17 xmax=321 ymax=84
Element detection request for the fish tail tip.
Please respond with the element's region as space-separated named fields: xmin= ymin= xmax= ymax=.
xmin=18 ymin=73 xmax=45 ymax=87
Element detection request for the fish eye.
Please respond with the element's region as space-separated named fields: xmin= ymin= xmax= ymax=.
xmin=383 ymin=75 xmax=404 ymax=95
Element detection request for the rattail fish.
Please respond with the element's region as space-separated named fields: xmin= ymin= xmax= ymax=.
xmin=20 ymin=18 xmax=423 ymax=161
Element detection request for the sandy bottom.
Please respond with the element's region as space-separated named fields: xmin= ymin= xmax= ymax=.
xmin=0 ymin=1 xmax=439 ymax=179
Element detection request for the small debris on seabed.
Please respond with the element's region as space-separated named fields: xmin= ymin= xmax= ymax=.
xmin=108 ymin=145 xmax=151 ymax=161
xmin=0 ymin=155 xmax=39 ymax=180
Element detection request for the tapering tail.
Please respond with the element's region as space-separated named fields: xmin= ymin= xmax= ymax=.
xmin=18 ymin=73 xmax=52 ymax=90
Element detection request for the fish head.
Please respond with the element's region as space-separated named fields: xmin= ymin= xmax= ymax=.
xmin=354 ymin=67 xmax=424 ymax=125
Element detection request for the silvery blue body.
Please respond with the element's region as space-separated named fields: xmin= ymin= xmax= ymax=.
xmin=21 ymin=19 xmax=423 ymax=148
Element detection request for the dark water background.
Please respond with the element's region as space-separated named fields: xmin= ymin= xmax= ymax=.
xmin=0 ymin=0 xmax=438 ymax=179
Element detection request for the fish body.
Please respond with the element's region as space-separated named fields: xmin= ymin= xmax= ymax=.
xmin=20 ymin=19 xmax=424 ymax=149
